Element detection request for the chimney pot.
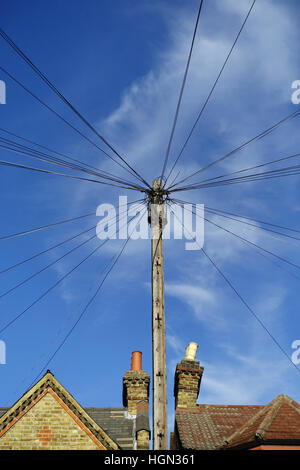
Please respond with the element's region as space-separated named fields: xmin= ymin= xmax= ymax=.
xmin=185 ymin=342 xmax=198 ymax=361
xmin=131 ymin=351 xmax=142 ymax=371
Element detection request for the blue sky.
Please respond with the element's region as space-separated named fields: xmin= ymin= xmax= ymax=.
xmin=1 ymin=0 xmax=300 ymax=443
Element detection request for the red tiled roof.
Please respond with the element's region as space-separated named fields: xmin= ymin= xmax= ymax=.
xmin=223 ymin=394 xmax=300 ymax=449
xmin=175 ymin=404 xmax=262 ymax=450
xmin=175 ymin=395 xmax=300 ymax=450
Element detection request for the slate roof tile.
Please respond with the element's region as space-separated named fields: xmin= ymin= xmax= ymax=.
xmin=84 ymin=407 xmax=134 ymax=449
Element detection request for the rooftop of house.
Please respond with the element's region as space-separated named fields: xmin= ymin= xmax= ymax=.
xmin=175 ymin=403 xmax=263 ymax=450
xmin=223 ymin=394 xmax=300 ymax=449
xmin=173 ymin=344 xmax=300 ymax=450
xmin=175 ymin=395 xmax=300 ymax=450
xmin=84 ymin=408 xmax=134 ymax=450
xmin=0 ymin=358 xmax=153 ymax=451
xmin=0 ymin=405 xmax=134 ymax=449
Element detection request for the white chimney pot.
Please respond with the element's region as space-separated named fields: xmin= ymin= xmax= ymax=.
xmin=185 ymin=342 xmax=198 ymax=361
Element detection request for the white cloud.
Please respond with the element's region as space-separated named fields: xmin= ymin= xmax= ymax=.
xmin=200 ymin=351 xmax=297 ymax=405
xmin=166 ymin=331 xmax=185 ymax=356
xmin=165 ymin=282 xmax=217 ymax=323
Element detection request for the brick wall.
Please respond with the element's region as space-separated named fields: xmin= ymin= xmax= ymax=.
xmin=123 ymin=370 xmax=150 ymax=415
xmin=137 ymin=430 xmax=150 ymax=450
xmin=0 ymin=390 xmax=102 ymax=450
xmin=174 ymin=360 xmax=204 ymax=409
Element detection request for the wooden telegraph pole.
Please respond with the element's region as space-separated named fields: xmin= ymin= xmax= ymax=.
xmin=148 ymin=179 xmax=168 ymax=450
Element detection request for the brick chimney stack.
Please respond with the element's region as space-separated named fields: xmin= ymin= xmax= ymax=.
xmin=123 ymin=352 xmax=150 ymax=415
xmin=123 ymin=351 xmax=150 ymax=450
xmin=174 ymin=342 xmax=204 ymax=409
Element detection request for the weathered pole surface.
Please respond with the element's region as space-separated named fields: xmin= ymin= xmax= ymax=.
xmin=150 ymin=179 xmax=168 ymax=450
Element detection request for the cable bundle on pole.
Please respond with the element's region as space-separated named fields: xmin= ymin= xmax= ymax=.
xmin=0 ymin=27 xmax=150 ymax=189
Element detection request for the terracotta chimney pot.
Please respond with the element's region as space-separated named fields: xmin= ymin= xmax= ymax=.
xmin=131 ymin=351 xmax=142 ymax=371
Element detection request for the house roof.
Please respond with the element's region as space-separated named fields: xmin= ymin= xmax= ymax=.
xmin=1 ymin=405 xmax=135 ymax=450
xmin=223 ymin=394 xmax=300 ymax=449
xmin=85 ymin=408 xmax=134 ymax=450
xmin=175 ymin=395 xmax=300 ymax=450
xmin=0 ymin=371 xmax=120 ymax=450
xmin=0 ymin=372 xmax=140 ymax=450
xmin=175 ymin=404 xmax=262 ymax=450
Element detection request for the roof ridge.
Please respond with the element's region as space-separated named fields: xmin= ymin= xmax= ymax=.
xmin=256 ymin=393 xmax=300 ymax=438
xmin=224 ymin=394 xmax=300 ymax=448
xmin=255 ymin=396 xmax=286 ymax=439
xmin=223 ymin=396 xmax=283 ymax=446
